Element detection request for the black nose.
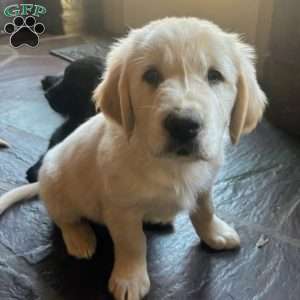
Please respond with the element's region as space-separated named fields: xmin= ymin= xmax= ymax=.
xmin=164 ymin=113 xmax=200 ymax=143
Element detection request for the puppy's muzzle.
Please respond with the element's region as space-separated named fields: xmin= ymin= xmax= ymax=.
xmin=164 ymin=112 xmax=201 ymax=156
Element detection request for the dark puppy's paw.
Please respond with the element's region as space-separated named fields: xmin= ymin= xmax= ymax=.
xmin=26 ymin=166 xmax=39 ymax=183
xmin=26 ymin=158 xmax=43 ymax=183
xmin=41 ymin=75 xmax=62 ymax=91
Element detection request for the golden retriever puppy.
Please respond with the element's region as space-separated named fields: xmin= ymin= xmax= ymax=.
xmin=0 ymin=17 xmax=266 ymax=300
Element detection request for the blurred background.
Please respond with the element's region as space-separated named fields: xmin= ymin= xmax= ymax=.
xmin=16 ymin=0 xmax=295 ymax=136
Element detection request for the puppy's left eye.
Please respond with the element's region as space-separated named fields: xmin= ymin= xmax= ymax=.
xmin=143 ymin=67 xmax=163 ymax=87
xmin=207 ymin=68 xmax=224 ymax=84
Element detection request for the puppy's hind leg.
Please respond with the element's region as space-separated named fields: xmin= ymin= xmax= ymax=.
xmin=43 ymin=194 xmax=97 ymax=259
xmin=59 ymin=220 xmax=97 ymax=259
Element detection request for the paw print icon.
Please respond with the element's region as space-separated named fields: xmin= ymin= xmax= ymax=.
xmin=4 ymin=16 xmax=45 ymax=48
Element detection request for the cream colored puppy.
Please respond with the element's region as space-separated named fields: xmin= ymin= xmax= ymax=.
xmin=0 ymin=17 xmax=266 ymax=300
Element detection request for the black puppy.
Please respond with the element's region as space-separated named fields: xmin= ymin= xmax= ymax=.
xmin=26 ymin=57 xmax=104 ymax=182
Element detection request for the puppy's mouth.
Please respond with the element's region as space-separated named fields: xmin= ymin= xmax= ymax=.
xmin=174 ymin=142 xmax=197 ymax=157
xmin=165 ymin=141 xmax=209 ymax=161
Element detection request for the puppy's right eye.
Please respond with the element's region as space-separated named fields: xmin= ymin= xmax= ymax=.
xmin=207 ymin=68 xmax=224 ymax=84
xmin=142 ymin=67 xmax=162 ymax=87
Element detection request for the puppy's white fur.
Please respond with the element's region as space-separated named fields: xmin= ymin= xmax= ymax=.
xmin=0 ymin=17 xmax=266 ymax=300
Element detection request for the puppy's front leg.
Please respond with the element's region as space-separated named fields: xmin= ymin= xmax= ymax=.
xmin=190 ymin=191 xmax=240 ymax=250
xmin=107 ymin=213 xmax=150 ymax=300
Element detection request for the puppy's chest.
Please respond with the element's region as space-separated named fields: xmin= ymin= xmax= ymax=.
xmin=142 ymin=171 xmax=204 ymax=223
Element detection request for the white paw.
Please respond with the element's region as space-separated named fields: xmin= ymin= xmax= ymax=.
xmin=200 ymin=216 xmax=240 ymax=250
xmin=109 ymin=267 xmax=150 ymax=300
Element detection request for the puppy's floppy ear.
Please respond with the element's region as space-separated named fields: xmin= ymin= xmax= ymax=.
xmin=230 ymin=37 xmax=267 ymax=144
xmin=93 ymin=39 xmax=135 ymax=138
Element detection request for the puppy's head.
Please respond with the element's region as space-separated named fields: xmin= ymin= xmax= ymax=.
xmin=46 ymin=57 xmax=103 ymax=118
xmin=94 ymin=17 xmax=267 ymax=162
